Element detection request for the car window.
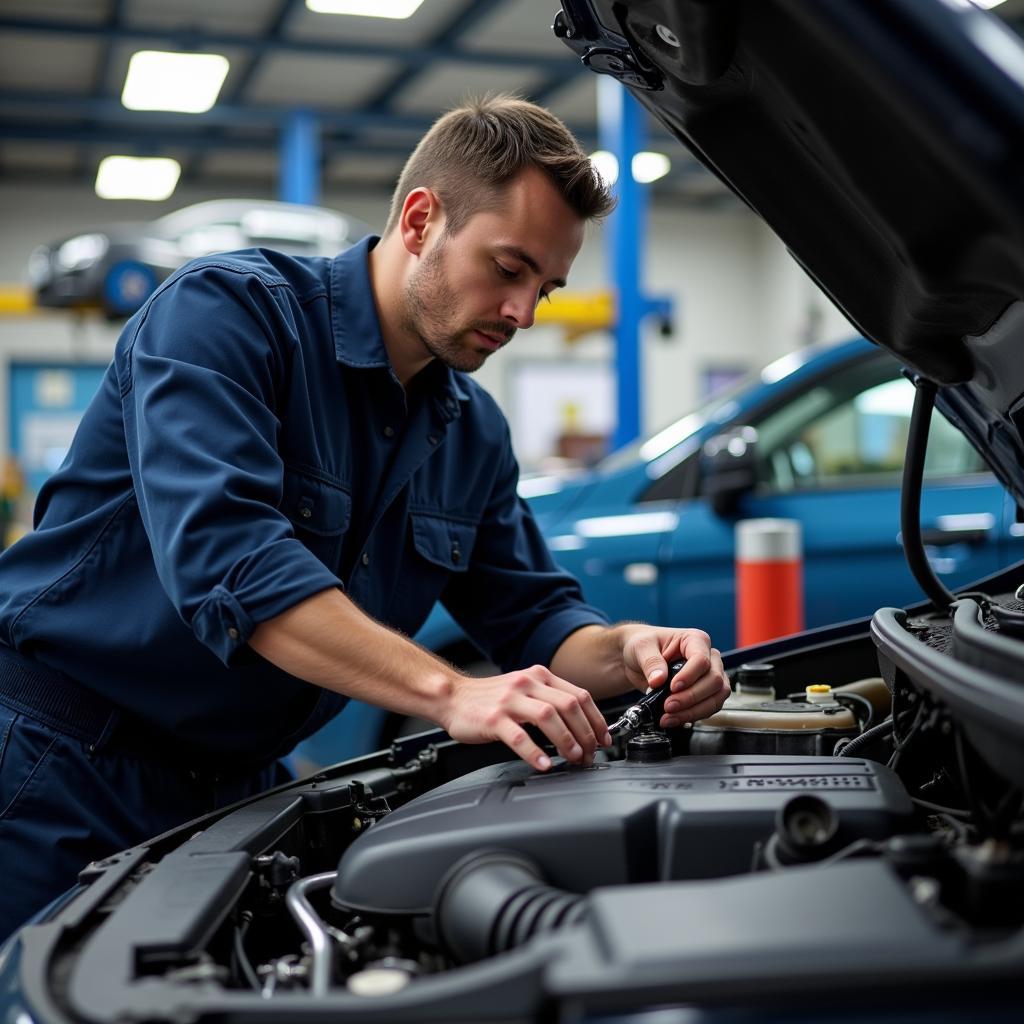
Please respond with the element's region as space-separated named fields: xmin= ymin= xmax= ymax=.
xmin=756 ymin=363 xmax=986 ymax=493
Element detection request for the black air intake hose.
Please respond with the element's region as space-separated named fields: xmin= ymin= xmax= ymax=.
xmin=434 ymin=850 xmax=585 ymax=964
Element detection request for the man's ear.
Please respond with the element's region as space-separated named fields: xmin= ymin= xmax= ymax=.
xmin=399 ymin=187 xmax=442 ymax=255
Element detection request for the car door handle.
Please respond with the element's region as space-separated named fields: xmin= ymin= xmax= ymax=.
xmin=920 ymin=512 xmax=995 ymax=547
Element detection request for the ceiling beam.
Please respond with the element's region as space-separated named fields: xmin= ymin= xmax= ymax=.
xmin=225 ymin=0 xmax=303 ymax=102
xmin=0 ymin=90 xmax=442 ymax=132
xmin=0 ymin=121 xmax=377 ymax=153
xmin=363 ymin=0 xmax=503 ymax=113
xmin=184 ymin=0 xmax=304 ymax=185
xmin=0 ymin=88 xmax=599 ymax=146
xmin=0 ymin=119 xmax=601 ymax=158
xmin=0 ymin=14 xmax=577 ymax=72
xmin=73 ymin=0 xmax=127 ymax=181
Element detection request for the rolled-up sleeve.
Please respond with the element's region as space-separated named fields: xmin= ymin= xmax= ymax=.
xmin=116 ymin=262 xmax=341 ymax=664
xmin=440 ymin=421 xmax=609 ymax=672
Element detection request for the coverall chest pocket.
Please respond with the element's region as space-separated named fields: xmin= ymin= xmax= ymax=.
xmin=282 ymin=468 xmax=351 ymax=572
xmin=410 ymin=512 xmax=477 ymax=575
xmin=398 ymin=512 xmax=478 ymax=630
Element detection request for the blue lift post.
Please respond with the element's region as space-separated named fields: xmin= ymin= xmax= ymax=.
xmin=597 ymin=76 xmax=673 ymax=450
xmin=280 ymin=108 xmax=320 ymax=206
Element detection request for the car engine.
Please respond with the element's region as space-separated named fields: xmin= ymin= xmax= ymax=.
xmin=44 ymin=594 xmax=1023 ymax=1022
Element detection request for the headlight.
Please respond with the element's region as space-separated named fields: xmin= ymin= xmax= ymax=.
xmin=55 ymin=233 xmax=109 ymax=272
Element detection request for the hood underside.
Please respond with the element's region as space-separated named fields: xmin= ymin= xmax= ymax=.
xmin=559 ymin=0 xmax=1024 ymax=496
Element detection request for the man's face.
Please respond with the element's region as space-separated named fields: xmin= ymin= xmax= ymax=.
xmin=401 ymin=167 xmax=585 ymax=373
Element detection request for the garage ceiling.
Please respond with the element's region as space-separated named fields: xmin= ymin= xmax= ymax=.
xmin=2 ymin=0 xmax=1022 ymax=207
xmin=0 ymin=0 xmax=728 ymax=204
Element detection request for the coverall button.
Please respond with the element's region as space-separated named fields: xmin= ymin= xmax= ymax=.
xmin=299 ymin=505 xmax=312 ymax=519
xmin=383 ymin=426 xmax=395 ymax=438
xmin=361 ymin=552 xmax=370 ymax=567
xmin=227 ymin=627 xmax=240 ymax=640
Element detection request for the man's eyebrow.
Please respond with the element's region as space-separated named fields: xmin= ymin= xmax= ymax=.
xmin=496 ymin=245 xmax=567 ymax=288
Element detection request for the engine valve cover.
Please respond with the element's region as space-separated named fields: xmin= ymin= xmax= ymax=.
xmin=332 ymin=754 xmax=913 ymax=916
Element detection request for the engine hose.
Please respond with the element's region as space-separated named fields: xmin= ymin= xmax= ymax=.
xmin=434 ymin=850 xmax=586 ymax=964
xmin=836 ymin=716 xmax=895 ymax=758
xmin=901 ymin=379 xmax=955 ymax=611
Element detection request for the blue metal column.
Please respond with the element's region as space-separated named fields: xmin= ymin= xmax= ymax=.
xmin=597 ymin=78 xmax=673 ymax=450
xmin=598 ymin=76 xmax=643 ymax=450
xmin=280 ymin=109 xmax=320 ymax=205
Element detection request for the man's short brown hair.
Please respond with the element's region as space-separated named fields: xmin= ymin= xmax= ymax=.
xmin=384 ymin=94 xmax=615 ymax=236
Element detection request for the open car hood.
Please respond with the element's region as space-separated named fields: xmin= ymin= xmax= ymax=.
xmin=557 ymin=0 xmax=1024 ymax=503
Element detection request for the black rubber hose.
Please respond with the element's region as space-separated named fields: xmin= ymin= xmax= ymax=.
xmin=434 ymin=850 xmax=585 ymax=964
xmin=832 ymin=691 xmax=874 ymax=732
xmin=900 ymin=378 xmax=955 ymax=611
xmin=836 ymin=716 xmax=894 ymax=758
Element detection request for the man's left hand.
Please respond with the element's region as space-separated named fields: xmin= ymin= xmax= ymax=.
xmin=620 ymin=626 xmax=730 ymax=728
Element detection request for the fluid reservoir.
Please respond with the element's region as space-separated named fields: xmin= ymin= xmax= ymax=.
xmin=691 ymin=681 xmax=857 ymax=757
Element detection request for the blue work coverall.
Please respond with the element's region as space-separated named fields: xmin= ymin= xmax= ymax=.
xmin=0 ymin=236 xmax=608 ymax=939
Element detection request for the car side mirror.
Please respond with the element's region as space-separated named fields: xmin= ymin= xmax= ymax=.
xmin=701 ymin=426 xmax=759 ymax=517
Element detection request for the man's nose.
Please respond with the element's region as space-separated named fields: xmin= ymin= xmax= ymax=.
xmin=500 ymin=290 xmax=536 ymax=331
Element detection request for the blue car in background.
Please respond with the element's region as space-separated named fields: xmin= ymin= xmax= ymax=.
xmin=303 ymin=335 xmax=1016 ymax=764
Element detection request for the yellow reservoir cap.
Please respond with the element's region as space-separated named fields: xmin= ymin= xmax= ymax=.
xmin=805 ymin=684 xmax=834 ymax=704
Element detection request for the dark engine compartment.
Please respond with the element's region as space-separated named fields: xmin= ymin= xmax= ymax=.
xmin=24 ymin=581 xmax=1022 ymax=1023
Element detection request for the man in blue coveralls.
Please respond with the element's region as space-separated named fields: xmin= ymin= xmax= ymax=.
xmin=0 ymin=96 xmax=729 ymax=939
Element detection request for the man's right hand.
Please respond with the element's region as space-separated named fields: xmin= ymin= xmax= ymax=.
xmin=440 ymin=666 xmax=612 ymax=772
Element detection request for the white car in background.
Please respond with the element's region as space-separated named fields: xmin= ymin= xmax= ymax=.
xmin=28 ymin=199 xmax=371 ymax=317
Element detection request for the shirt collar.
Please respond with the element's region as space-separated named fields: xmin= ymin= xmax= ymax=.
xmin=330 ymin=235 xmax=470 ymax=410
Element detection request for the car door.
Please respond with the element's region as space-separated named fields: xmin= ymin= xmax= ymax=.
xmin=659 ymin=353 xmax=1004 ymax=649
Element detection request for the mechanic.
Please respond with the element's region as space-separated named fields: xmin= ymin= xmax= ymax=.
xmin=0 ymin=96 xmax=729 ymax=939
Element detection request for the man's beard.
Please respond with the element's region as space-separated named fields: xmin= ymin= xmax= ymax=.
xmin=401 ymin=239 xmax=512 ymax=373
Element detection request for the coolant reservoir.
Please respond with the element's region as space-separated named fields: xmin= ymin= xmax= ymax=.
xmin=691 ymin=678 xmax=857 ymax=757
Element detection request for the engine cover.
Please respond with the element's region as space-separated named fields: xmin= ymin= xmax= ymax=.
xmin=332 ymin=754 xmax=913 ymax=915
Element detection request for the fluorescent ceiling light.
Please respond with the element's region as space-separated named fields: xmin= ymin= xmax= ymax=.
xmin=306 ymin=0 xmax=426 ymax=17
xmin=973 ymin=0 xmax=1008 ymax=9
xmin=122 ymin=51 xmax=229 ymax=113
xmin=632 ymin=151 xmax=671 ymax=183
xmin=95 ymin=156 xmax=182 ymax=201
xmin=590 ymin=150 xmax=671 ymax=184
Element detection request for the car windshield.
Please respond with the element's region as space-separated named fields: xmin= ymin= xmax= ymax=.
xmin=597 ymin=369 xmax=758 ymax=473
xmin=597 ymin=343 xmax=843 ymax=473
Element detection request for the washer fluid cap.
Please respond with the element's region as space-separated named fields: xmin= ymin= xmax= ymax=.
xmin=805 ymin=684 xmax=835 ymax=704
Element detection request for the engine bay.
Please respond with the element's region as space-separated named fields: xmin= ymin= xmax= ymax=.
xmin=30 ymin=589 xmax=1022 ymax=1023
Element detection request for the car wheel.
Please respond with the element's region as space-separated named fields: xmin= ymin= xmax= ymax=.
xmin=102 ymin=260 xmax=158 ymax=318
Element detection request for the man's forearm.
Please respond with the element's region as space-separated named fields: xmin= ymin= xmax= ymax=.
xmin=248 ymin=593 xmax=728 ymax=767
xmin=549 ymin=623 xmax=635 ymax=700
xmin=248 ymin=587 xmax=617 ymax=772
xmin=249 ymin=587 xmax=462 ymax=728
